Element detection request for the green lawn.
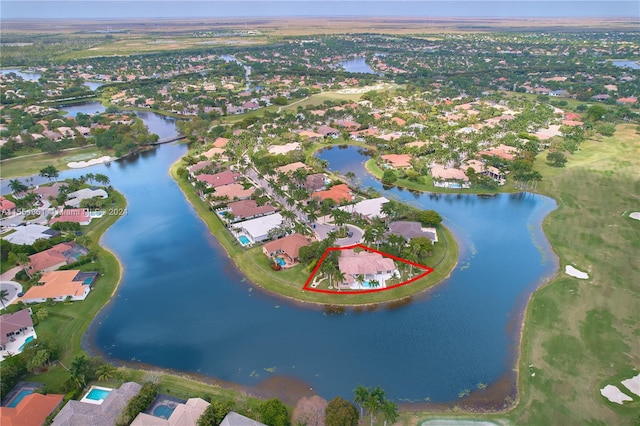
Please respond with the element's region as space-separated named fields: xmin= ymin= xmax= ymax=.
xmin=171 ymin=159 xmax=459 ymax=306
xmin=404 ymin=124 xmax=640 ymax=425
xmin=0 ymin=146 xmax=111 ymax=178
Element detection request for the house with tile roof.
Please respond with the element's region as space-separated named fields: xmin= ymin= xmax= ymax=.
xmin=262 ymin=233 xmax=312 ymax=267
xmin=0 ymin=309 xmax=36 ymax=355
xmin=337 ymin=249 xmax=398 ymax=290
xmin=226 ymin=200 xmax=277 ymax=222
xmin=213 ymin=184 xmax=255 ymax=201
xmin=187 ymin=160 xmax=214 ymax=177
xmin=304 ymin=173 xmax=327 ymax=192
xmin=381 ymin=154 xmax=413 ymax=169
xmin=0 ymin=393 xmax=64 ymax=426
xmin=32 ymin=183 xmax=67 ymax=200
xmin=220 ymin=412 xmax=266 ymax=426
xmin=275 ymin=162 xmax=311 ymax=175
xmin=50 ymin=209 xmax=91 ymax=225
xmin=19 ymin=270 xmax=96 ymax=304
xmin=196 ymin=170 xmax=240 ymax=188
xmin=386 ymin=221 xmax=437 ymax=243
xmin=312 ymin=184 xmax=353 ymax=204
xmin=52 ymin=382 xmax=142 ymax=426
xmin=27 ymin=242 xmax=88 ymax=274
xmin=316 ymin=125 xmax=340 ymax=137
xmin=0 ymin=196 xmax=16 ymax=215
xmin=131 ymin=398 xmax=210 ymax=426
xmin=339 ymin=197 xmax=389 ymax=220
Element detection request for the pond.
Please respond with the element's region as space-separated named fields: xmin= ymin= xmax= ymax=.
xmin=611 ymin=60 xmax=640 ymax=70
xmin=1 ymin=67 xmax=42 ymax=81
xmin=337 ymin=57 xmax=379 ymax=74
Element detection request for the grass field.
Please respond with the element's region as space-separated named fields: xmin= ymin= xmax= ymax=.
xmin=403 ymin=124 xmax=640 ymax=425
xmin=0 ymin=146 xmax=111 ymax=178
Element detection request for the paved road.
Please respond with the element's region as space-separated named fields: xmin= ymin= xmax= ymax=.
xmin=246 ymin=167 xmax=309 ymax=224
xmin=0 ymin=281 xmax=23 ymax=309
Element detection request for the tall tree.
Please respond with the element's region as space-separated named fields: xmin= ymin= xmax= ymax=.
xmin=39 ymin=165 xmax=59 ymax=182
xmin=325 ymin=396 xmax=359 ymax=426
xmin=8 ymin=179 xmax=27 ymax=194
xmin=259 ymin=398 xmax=290 ymax=426
xmin=0 ymin=289 xmax=9 ymax=309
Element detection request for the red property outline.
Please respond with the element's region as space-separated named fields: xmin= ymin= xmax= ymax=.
xmin=302 ymin=243 xmax=434 ymax=294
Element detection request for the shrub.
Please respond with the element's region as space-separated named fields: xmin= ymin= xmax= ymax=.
xmin=116 ymin=382 xmax=158 ymax=426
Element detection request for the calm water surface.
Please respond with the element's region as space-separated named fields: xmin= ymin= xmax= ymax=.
xmin=80 ymin=136 xmax=555 ymax=402
xmin=2 ymin=113 xmax=557 ymax=402
xmin=338 ymin=57 xmax=379 ymax=74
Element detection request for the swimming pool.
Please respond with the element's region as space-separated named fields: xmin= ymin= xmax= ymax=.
xmin=81 ymin=386 xmax=113 ymax=404
xmin=238 ymin=235 xmax=251 ymax=245
xmin=275 ymin=257 xmax=286 ymax=267
xmin=7 ymin=389 xmax=33 ymax=408
xmin=19 ymin=336 xmax=34 ymax=351
xmin=153 ymin=404 xmax=175 ymax=419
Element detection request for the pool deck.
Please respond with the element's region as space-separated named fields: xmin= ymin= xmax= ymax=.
xmin=145 ymin=394 xmax=186 ymax=419
xmin=80 ymin=385 xmax=113 ymax=405
xmin=0 ymin=325 xmax=37 ymax=363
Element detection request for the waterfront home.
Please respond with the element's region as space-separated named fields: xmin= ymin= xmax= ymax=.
xmin=275 ymin=162 xmax=311 ymax=175
xmin=32 ymin=182 xmax=66 ymax=200
xmin=0 ymin=393 xmax=64 ymax=426
xmin=312 ymin=184 xmax=353 ymax=204
xmin=304 ymin=173 xmax=327 ymax=192
xmin=478 ymin=144 xmax=519 ymax=161
xmin=262 ymin=233 xmax=312 ymax=267
xmin=27 ymin=242 xmax=88 ymax=274
xmin=0 ymin=196 xmax=16 ymax=215
xmin=187 ymin=160 xmax=214 ymax=177
xmin=235 ymin=213 xmax=284 ymax=243
xmin=339 ymin=197 xmax=389 ymax=220
xmin=202 ymin=147 xmax=228 ymax=161
xmin=380 ymin=154 xmax=413 ymax=169
xmin=213 ymin=184 xmax=255 ymax=201
xmin=131 ymin=397 xmax=210 ymax=426
xmin=196 ymin=170 xmax=240 ymax=188
xmin=337 ymin=249 xmax=398 ymax=290
xmin=429 ymin=163 xmax=470 ymax=188
xmin=0 ymin=309 xmax=37 ymax=359
xmin=462 ymin=159 xmax=505 ymax=183
xmin=19 ymin=270 xmax=97 ymax=304
xmin=64 ymin=188 xmax=108 ymax=208
xmin=225 ymin=199 xmax=277 ymax=222
xmin=52 ymin=382 xmax=142 ymax=426
xmin=3 ymin=224 xmax=59 ymax=246
xmin=317 ymin=125 xmax=340 ymax=138
xmin=386 ymin=221 xmax=438 ymax=243
xmin=221 ymin=412 xmax=267 ymax=426
xmin=50 ymin=208 xmax=92 ymax=225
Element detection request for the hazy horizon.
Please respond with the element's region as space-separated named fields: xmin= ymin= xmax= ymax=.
xmin=1 ymin=1 xmax=638 ymax=20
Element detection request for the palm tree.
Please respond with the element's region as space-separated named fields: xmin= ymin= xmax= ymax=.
xmin=334 ymin=269 xmax=346 ymax=289
xmin=94 ymin=173 xmax=110 ymax=186
xmin=355 ymin=274 xmax=365 ymax=289
xmin=9 ymin=179 xmax=28 ymax=194
xmin=96 ymin=363 xmax=117 ymax=382
xmin=381 ymin=400 xmax=398 ymax=426
xmin=354 ymin=385 xmax=368 ymax=418
xmin=0 ymin=289 xmax=9 ymax=310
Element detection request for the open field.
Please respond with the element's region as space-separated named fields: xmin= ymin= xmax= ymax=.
xmin=401 ymin=124 xmax=640 ymax=425
xmin=0 ymin=146 xmax=111 ymax=178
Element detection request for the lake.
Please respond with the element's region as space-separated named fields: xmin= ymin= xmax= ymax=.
xmin=1 ymin=67 xmax=42 ymax=81
xmin=611 ymin=60 xmax=640 ymax=70
xmin=61 ymin=101 xmax=107 ymax=117
xmin=2 ymin=114 xmax=558 ymax=402
xmin=338 ymin=57 xmax=379 ymax=74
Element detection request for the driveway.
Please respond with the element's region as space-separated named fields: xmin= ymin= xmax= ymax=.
xmin=0 ymin=281 xmax=23 ymax=309
xmin=313 ymin=223 xmax=363 ymax=246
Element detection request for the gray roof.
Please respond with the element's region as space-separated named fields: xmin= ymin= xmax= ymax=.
xmin=0 ymin=309 xmax=34 ymax=345
xmin=386 ymin=221 xmax=437 ymax=242
xmin=3 ymin=224 xmax=54 ymax=245
xmin=220 ymin=411 xmax=267 ymax=426
xmin=52 ymin=382 xmax=142 ymax=426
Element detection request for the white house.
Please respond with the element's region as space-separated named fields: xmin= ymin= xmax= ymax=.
xmin=64 ymin=188 xmax=108 ymax=208
xmin=339 ymin=197 xmax=389 ymax=220
xmin=235 ymin=213 xmax=284 ymax=243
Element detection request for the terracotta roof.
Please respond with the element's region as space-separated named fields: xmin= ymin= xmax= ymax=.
xmin=317 ymin=125 xmax=340 ymax=136
xmin=213 ymin=137 xmax=229 ymax=148
xmin=20 ymin=270 xmax=88 ymax=302
xmin=338 ymin=249 xmax=395 ymax=275
xmin=213 ymin=184 xmax=255 ymax=200
xmin=263 ymin=233 xmax=311 ymax=260
xmin=196 ymin=170 xmax=240 ymax=188
xmin=312 ymin=184 xmax=353 ymax=203
xmin=50 ymin=209 xmax=90 ymax=224
xmin=275 ymin=162 xmax=311 ymax=174
xmin=227 ymin=200 xmax=276 ymax=220
xmin=0 ymin=393 xmax=64 ymax=426
xmin=430 ymin=164 xmax=469 ymax=181
xmin=0 ymin=196 xmax=16 ymax=211
xmin=390 ymin=117 xmax=406 ymax=126
xmin=28 ymin=242 xmax=77 ymax=273
xmin=0 ymin=309 xmax=34 ymax=346
xmin=381 ymin=154 xmax=413 ymax=168
xmin=32 ymin=183 xmax=66 ymax=199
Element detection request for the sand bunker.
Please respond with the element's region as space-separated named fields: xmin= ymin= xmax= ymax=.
xmin=600 ymin=385 xmax=632 ymax=404
xmin=630 ymin=212 xmax=640 ymax=220
xmin=565 ymin=265 xmax=589 ymax=279
xmin=621 ymin=374 xmax=640 ymax=397
xmin=67 ymin=156 xmax=113 ymax=169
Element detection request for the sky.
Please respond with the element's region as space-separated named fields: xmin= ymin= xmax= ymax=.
xmin=1 ymin=1 xmax=638 ymax=19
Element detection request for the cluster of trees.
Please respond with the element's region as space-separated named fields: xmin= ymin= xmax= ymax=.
xmin=116 ymin=382 xmax=159 ymax=426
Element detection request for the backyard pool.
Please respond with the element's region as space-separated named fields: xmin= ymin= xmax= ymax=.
xmin=238 ymin=235 xmax=251 ymax=245
xmin=81 ymin=386 xmax=112 ymax=404
xmin=7 ymin=389 xmax=33 ymax=408
xmin=275 ymin=257 xmax=286 ymax=267
xmin=153 ymin=404 xmax=176 ymax=419
xmin=18 ymin=336 xmax=34 ymax=351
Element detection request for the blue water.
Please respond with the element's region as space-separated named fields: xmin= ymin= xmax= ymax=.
xmin=153 ymin=404 xmax=175 ymax=419
xmin=611 ymin=60 xmax=640 ymax=70
xmin=61 ymin=101 xmax=106 ymax=117
xmin=338 ymin=57 xmax=378 ymax=74
xmin=239 ymin=235 xmax=251 ymax=245
xmin=7 ymin=389 xmax=33 ymax=408
xmin=86 ymin=388 xmax=111 ymax=401
xmin=276 ymin=257 xmax=286 ymax=267
xmin=18 ymin=336 xmax=34 ymax=352
xmin=1 ymin=68 xmax=42 ymax=81
xmin=55 ymin=114 xmax=559 ymax=403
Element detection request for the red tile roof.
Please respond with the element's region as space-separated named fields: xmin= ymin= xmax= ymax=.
xmin=0 ymin=393 xmax=64 ymax=426
xmin=0 ymin=196 xmax=16 ymax=212
xmin=50 ymin=209 xmax=90 ymax=224
xmin=227 ymin=200 xmax=276 ymax=220
xmin=28 ymin=242 xmax=78 ymax=273
xmin=381 ymin=154 xmax=413 ymax=168
xmin=20 ymin=270 xmax=88 ymax=302
xmin=313 ymin=184 xmax=353 ymax=203
xmin=196 ymin=170 xmax=240 ymax=188
xmin=263 ymin=233 xmax=311 ymax=261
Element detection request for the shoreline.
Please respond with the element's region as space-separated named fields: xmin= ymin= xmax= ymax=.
xmin=169 ymin=157 xmax=459 ymax=307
